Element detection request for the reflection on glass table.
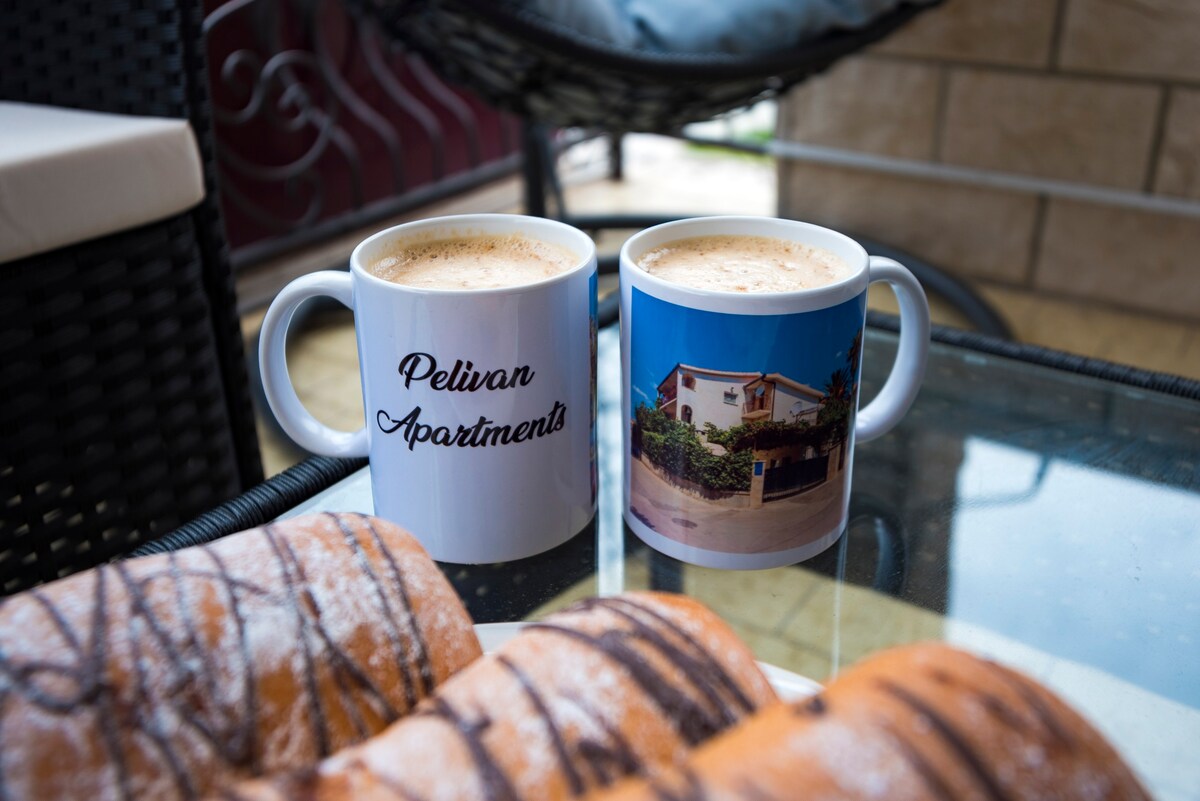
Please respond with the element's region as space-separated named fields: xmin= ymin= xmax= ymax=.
xmin=282 ymin=324 xmax=1200 ymax=801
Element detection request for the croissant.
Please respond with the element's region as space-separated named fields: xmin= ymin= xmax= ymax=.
xmin=587 ymin=642 xmax=1151 ymax=801
xmin=0 ymin=512 xmax=481 ymax=800
xmin=218 ymin=591 xmax=778 ymax=800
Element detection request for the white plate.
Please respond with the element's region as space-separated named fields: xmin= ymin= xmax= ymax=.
xmin=474 ymin=622 xmax=821 ymax=702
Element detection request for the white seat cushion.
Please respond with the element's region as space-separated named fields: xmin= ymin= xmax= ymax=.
xmin=0 ymin=102 xmax=206 ymax=264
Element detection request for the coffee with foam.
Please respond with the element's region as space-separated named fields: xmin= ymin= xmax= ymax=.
xmin=368 ymin=233 xmax=577 ymax=290
xmin=635 ymin=234 xmax=852 ymax=293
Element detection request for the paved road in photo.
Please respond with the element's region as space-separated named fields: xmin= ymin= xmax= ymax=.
xmin=628 ymin=456 xmax=844 ymax=553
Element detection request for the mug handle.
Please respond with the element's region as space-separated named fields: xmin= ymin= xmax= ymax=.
xmin=855 ymin=256 xmax=931 ymax=443
xmin=258 ymin=271 xmax=369 ymax=457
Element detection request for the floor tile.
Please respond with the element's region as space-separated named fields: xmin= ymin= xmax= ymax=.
xmin=776 ymin=574 xmax=946 ymax=679
xmin=565 ymin=137 xmax=777 ymax=219
xmin=681 ymin=564 xmax=821 ymax=634
xmin=296 ymin=314 xmax=360 ymax=362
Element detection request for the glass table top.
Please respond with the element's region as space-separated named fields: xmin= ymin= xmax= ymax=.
xmin=283 ymin=324 xmax=1200 ymax=801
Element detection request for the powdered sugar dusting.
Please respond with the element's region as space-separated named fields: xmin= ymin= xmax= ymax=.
xmin=0 ymin=512 xmax=480 ymax=800
xmin=239 ymin=591 xmax=777 ymax=801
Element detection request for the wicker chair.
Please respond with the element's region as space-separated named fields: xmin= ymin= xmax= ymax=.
xmin=356 ymin=0 xmax=940 ymax=132
xmin=0 ymin=0 xmax=263 ymax=593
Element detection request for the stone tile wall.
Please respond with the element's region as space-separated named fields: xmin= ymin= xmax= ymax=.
xmin=776 ymin=0 xmax=1200 ymax=321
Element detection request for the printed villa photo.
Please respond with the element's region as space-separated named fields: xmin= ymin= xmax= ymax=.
xmin=628 ymin=291 xmax=864 ymax=554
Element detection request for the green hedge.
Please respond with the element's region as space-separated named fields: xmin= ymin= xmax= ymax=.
xmin=634 ymin=404 xmax=747 ymax=492
xmin=635 ymin=400 xmax=850 ymax=494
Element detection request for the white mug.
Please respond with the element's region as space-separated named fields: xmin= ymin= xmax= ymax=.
xmin=259 ymin=214 xmax=598 ymax=563
xmin=620 ymin=216 xmax=930 ymax=569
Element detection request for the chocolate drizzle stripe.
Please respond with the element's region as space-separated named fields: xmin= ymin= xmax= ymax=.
xmin=162 ymin=551 xmax=246 ymax=766
xmin=0 ymin=691 xmax=10 ymax=801
xmin=528 ymin=599 xmax=754 ymax=746
xmin=276 ymin=524 xmax=403 ymax=728
xmin=792 ymin=694 xmax=826 ymax=717
xmin=328 ymin=653 xmax=374 ymax=743
xmin=271 ymin=526 xmax=393 ymax=748
xmin=167 ymin=552 xmax=222 ymax=714
xmin=29 ymin=587 xmax=81 ymax=652
xmin=649 ymin=767 xmax=708 ymax=801
xmin=0 ymin=568 xmax=132 ymax=798
xmin=494 ymin=654 xmax=586 ymax=796
xmin=929 ymin=667 xmax=1034 ymax=740
xmin=200 ymin=544 xmax=261 ymax=772
xmin=879 ymin=720 xmax=958 ymax=801
xmin=91 ymin=568 xmax=135 ymax=801
xmin=124 ymin=639 xmax=197 ymax=800
xmin=270 ymin=520 xmax=431 ymax=755
xmin=159 ymin=569 xmax=276 ymax=598
xmin=332 ymin=514 xmax=416 ymax=714
xmin=0 ymin=650 xmax=85 ymax=711
xmin=113 ymin=561 xmax=200 ymax=799
xmin=877 ymin=678 xmax=1011 ymax=801
xmin=564 ymin=692 xmax=642 ymax=788
xmin=428 ymin=697 xmax=520 ymax=801
xmin=262 ymin=524 xmax=333 ymax=757
xmin=525 ymin=623 xmax=726 ymax=745
xmin=118 ymin=561 xmax=239 ymax=775
xmin=361 ymin=514 xmax=436 ymax=697
xmin=979 ymin=692 xmax=1031 ymax=733
xmin=111 ymin=560 xmax=196 ymax=690
xmin=574 ymin=597 xmax=756 ymax=714
xmin=976 ymin=659 xmax=1075 ymax=750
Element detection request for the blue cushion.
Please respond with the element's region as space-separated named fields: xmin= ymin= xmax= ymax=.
xmin=358 ymin=0 xmax=940 ymax=129
xmin=521 ymin=0 xmax=935 ymax=56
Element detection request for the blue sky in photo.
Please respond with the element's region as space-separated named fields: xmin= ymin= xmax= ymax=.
xmin=630 ymin=288 xmax=867 ymax=412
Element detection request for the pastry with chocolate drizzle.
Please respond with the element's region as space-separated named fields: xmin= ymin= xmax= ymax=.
xmin=584 ymin=642 xmax=1152 ymax=801
xmin=218 ymin=592 xmax=779 ymax=801
xmin=0 ymin=512 xmax=482 ymax=800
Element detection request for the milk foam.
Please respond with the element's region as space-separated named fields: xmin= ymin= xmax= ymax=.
xmin=369 ymin=234 xmax=577 ymax=290
xmin=636 ymin=235 xmax=852 ymax=293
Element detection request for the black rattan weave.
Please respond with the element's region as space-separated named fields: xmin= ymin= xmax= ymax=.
xmin=866 ymin=311 xmax=1200 ymax=401
xmin=0 ymin=0 xmax=262 ymax=593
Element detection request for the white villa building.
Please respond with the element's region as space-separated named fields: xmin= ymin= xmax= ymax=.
xmin=645 ymin=363 xmax=839 ymax=508
xmin=655 ymin=363 xmax=825 ymax=436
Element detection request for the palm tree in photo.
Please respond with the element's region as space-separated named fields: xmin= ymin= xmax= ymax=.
xmin=821 ymin=368 xmax=852 ymax=470
xmin=822 ymin=329 xmax=862 ymax=469
xmin=822 ymin=368 xmax=852 ymax=407
xmin=846 ymin=328 xmax=863 ymax=378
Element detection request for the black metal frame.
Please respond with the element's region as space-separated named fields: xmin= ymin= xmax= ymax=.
xmin=202 ymin=0 xmax=525 ymax=270
xmin=525 ymin=126 xmax=1015 ymax=340
xmin=868 ymin=311 xmax=1200 ymax=401
xmin=231 ymin=154 xmax=523 ymax=269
